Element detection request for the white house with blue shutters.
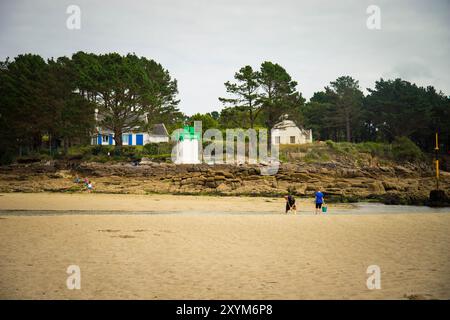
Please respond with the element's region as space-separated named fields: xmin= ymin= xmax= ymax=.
xmin=92 ymin=124 xmax=169 ymax=146
xmin=91 ymin=107 xmax=170 ymax=146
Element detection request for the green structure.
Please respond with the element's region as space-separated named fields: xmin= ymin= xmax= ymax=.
xmin=177 ymin=126 xmax=201 ymax=141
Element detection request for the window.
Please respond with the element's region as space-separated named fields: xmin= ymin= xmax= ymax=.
xmin=275 ymin=136 xmax=280 ymax=144
xmin=290 ymin=136 xmax=296 ymax=144
xmin=102 ymin=135 xmax=109 ymax=143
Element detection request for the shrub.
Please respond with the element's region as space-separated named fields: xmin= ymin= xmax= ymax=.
xmin=91 ymin=145 xmax=105 ymax=156
xmin=303 ymin=149 xmax=330 ymax=163
xmin=120 ymin=146 xmax=143 ymax=159
xmin=144 ymin=143 xmax=159 ymax=155
xmin=356 ymin=142 xmax=391 ymax=158
xmin=391 ymin=136 xmax=424 ymax=162
xmin=146 ymin=153 xmax=172 ymax=161
xmin=325 ymin=140 xmax=334 ymax=147
xmin=0 ymin=149 xmax=15 ymax=165
xmin=143 ymin=142 xmax=173 ymax=155
xmin=90 ymin=155 xmax=111 ymax=163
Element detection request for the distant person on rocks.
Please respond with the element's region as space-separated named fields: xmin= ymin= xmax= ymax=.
xmin=87 ymin=180 xmax=94 ymax=193
xmin=315 ymin=190 xmax=325 ymax=214
xmin=285 ymin=194 xmax=297 ymax=214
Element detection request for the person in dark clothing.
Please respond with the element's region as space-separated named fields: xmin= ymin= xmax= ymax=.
xmin=285 ymin=194 xmax=297 ymax=214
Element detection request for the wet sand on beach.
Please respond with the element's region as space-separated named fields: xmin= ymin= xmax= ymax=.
xmin=0 ymin=192 xmax=339 ymax=213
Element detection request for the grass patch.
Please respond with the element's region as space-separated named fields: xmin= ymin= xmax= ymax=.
xmin=281 ymin=138 xmax=425 ymax=164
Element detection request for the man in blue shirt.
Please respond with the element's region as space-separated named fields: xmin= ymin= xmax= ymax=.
xmin=315 ymin=190 xmax=325 ymax=214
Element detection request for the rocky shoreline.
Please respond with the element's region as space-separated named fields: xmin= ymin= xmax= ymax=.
xmin=0 ymin=159 xmax=449 ymax=206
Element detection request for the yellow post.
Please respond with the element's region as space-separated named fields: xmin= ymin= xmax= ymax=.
xmin=436 ymin=160 xmax=440 ymax=178
xmin=435 ymin=133 xmax=439 ymax=190
xmin=435 ymin=133 xmax=438 ymax=151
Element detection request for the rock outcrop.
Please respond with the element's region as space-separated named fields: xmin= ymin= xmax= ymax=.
xmin=0 ymin=159 xmax=448 ymax=205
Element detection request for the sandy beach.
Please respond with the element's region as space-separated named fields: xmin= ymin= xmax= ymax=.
xmin=0 ymin=193 xmax=449 ymax=299
xmin=0 ymin=192 xmax=353 ymax=213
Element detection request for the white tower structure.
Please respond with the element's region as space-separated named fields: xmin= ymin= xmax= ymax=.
xmin=174 ymin=126 xmax=201 ymax=164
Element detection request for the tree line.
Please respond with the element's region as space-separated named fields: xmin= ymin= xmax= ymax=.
xmin=0 ymin=53 xmax=449 ymax=164
xmin=209 ymin=62 xmax=449 ymax=153
xmin=0 ymin=52 xmax=183 ymax=163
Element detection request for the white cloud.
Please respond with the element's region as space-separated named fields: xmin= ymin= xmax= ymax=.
xmin=1 ymin=0 xmax=449 ymax=115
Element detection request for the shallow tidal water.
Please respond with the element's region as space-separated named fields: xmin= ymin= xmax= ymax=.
xmin=0 ymin=202 xmax=449 ymax=216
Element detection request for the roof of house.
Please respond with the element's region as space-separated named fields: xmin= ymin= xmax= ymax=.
xmin=272 ymin=115 xmax=311 ymax=136
xmin=150 ymin=123 xmax=169 ymax=136
xmin=273 ymin=119 xmax=299 ymax=130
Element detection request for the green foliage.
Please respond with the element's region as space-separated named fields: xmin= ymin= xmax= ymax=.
xmin=0 ymin=54 xmax=53 ymax=160
xmin=210 ymin=111 xmax=219 ymax=120
xmin=258 ymin=61 xmax=305 ymax=129
xmin=143 ymin=142 xmax=173 ymax=155
xmin=143 ymin=143 xmax=158 ymax=155
xmin=302 ymin=76 xmax=363 ymax=142
xmin=15 ymin=153 xmax=52 ymax=163
xmin=219 ymin=65 xmax=262 ymax=128
xmin=8 ymin=142 xmax=175 ymax=163
xmin=325 ymin=140 xmax=391 ymax=160
xmin=302 ymin=148 xmax=330 ymax=163
xmin=365 ymin=79 xmax=429 ymax=141
xmin=218 ymin=106 xmax=253 ymax=128
xmin=145 ymin=153 xmax=172 ymax=161
xmin=355 ymin=142 xmax=391 ymax=158
xmin=0 ymin=52 xmax=185 ymax=164
xmin=391 ymin=136 xmax=424 ymax=162
xmin=279 ymin=143 xmax=330 ymax=163
xmin=279 ymin=139 xmax=424 ymax=164
xmin=71 ymin=51 xmax=181 ymax=146
xmin=119 ymin=146 xmax=144 ymax=159
xmin=218 ymin=61 xmax=305 ymax=130
xmin=187 ymin=113 xmax=219 ymax=132
xmin=67 ymin=145 xmax=98 ymax=156
xmin=302 ymin=77 xmax=449 ymax=154
xmin=364 ymin=79 xmax=449 ymax=151
xmin=1 ymin=51 xmax=449 ymax=165
xmin=66 ymin=145 xmax=143 ymax=162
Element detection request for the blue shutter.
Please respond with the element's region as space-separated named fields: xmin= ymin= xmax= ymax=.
xmin=136 ymin=134 xmax=143 ymax=145
xmin=97 ymin=135 xmax=102 ymax=145
xmin=128 ymin=134 xmax=133 ymax=145
xmin=109 ymin=134 xmax=113 ymax=145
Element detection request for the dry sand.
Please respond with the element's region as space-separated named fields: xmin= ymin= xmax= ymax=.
xmin=0 ymin=193 xmax=449 ymax=299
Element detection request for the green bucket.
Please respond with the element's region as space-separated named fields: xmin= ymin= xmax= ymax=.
xmin=322 ymin=206 xmax=327 ymax=213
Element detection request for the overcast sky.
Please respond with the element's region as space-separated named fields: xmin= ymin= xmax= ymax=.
xmin=1 ymin=0 xmax=449 ymax=115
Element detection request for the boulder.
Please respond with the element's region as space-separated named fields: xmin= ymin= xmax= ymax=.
xmin=382 ymin=181 xmax=400 ymax=191
xmin=55 ymin=170 xmax=73 ymax=179
xmin=394 ymin=165 xmax=414 ymax=177
xmin=426 ymin=190 xmax=450 ymax=207
xmin=292 ymin=172 xmax=310 ymax=180
xmin=140 ymin=157 xmax=154 ymax=165
xmin=205 ymin=181 xmax=217 ymax=188
xmin=367 ymin=181 xmax=385 ymax=194
xmin=223 ymin=172 xmax=234 ymax=178
xmin=216 ymin=183 xmax=231 ymax=192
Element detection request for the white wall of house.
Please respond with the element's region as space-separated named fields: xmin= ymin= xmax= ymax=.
xmin=146 ymin=135 xmax=169 ymax=144
xmin=92 ymin=132 xmax=153 ymax=146
xmin=271 ymin=127 xmax=312 ymax=145
xmin=122 ymin=133 xmax=149 ymax=146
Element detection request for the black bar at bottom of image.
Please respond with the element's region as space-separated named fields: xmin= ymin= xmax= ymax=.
xmin=1 ymin=300 xmax=448 ymax=319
